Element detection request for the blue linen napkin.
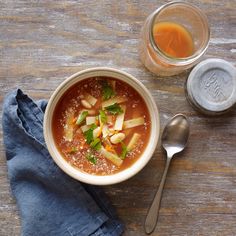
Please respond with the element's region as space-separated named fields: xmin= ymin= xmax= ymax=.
xmin=2 ymin=89 xmax=124 ymax=236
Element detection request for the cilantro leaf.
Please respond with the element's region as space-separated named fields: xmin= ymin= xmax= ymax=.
xmin=84 ymin=129 xmax=93 ymax=144
xmin=105 ymin=103 xmax=123 ymax=115
xmin=121 ymin=142 xmax=128 ymax=159
xmin=99 ymin=110 xmax=107 ymax=123
xmin=101 ymin=80 xmax=115 ymax=100
xmin=90 ymin=124 xmax=98 ymax=130
xmin=90 ymin=138 xmax=102 ymax=150
xmin=84 ymin=124 xmax=97 ymax=144
xmin=76 ymin=111 xmax=88 ymax=125
xmin=86 ymin=153 xmax=97 ymax=165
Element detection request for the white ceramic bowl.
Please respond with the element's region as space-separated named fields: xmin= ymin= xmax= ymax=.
xmin=44 ymin=67 xmax=160 ymax=185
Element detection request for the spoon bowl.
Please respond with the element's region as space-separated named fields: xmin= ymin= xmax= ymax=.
xmin=162 ymin=114 xmax=190 ymax=157
xmin=145 ymin=114 xmax=190 ymax=234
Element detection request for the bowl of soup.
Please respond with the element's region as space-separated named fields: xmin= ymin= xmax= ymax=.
xmin=44 ymin=67 xmax=160 ymax=185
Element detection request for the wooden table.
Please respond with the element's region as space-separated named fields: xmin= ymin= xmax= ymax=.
xmin=0 ymin=1 xmax=236 ymax=235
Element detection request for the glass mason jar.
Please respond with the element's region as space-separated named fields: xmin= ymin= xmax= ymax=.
xmin=139 ymin=1 xmax=210 ymax=76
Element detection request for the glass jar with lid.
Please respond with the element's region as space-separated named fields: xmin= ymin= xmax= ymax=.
xmin=139 ymin=1 xmax=210 ymax=76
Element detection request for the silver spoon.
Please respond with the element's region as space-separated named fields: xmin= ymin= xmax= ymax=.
xmin=145 ymin=114 xmax=190 ymax=234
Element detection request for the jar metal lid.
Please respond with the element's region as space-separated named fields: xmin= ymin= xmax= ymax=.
xmin=186 ymin=58 xmax=236 ymax=115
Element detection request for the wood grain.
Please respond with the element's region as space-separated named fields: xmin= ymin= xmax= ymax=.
xmin=0 ymin=0 xmax=236 ymax=235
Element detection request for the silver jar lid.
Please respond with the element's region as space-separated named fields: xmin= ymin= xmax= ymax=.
xmin=186 ymin=58 xmax=236 ymax=115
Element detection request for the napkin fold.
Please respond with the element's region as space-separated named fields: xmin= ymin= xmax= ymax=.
xmin=2 ymin=89 xmax=124 ymax=236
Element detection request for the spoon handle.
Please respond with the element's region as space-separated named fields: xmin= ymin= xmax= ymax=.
xmin=144 ymin=156 xmax=172 ymax=234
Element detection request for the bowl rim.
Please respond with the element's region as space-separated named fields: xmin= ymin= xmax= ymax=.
xmin=44 ymin=67 xmax=160 ymax=185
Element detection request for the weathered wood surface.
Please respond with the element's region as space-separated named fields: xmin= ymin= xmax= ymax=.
xmin=0 ymin=0 xmax=236 ymax=235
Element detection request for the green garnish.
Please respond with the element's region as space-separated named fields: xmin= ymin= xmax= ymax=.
xmin=83 ymin=124 xmax=102 ymax=150
xmin=68 ymin=147 xmax=78 ymax=154
xmin=101 ymin=80 xmax=115 ymax=100
xmin=90 ymin=138 xmax=102 ymax=150
xmin=84 ymin=124 xmax=97 ymax=144
xmin=86 ymin=153 xmax=97 ymax=165
xmin=105 ymin=103 xmax=123 ymax=115
xmin=99 ymin=110 xmax=107 ymax=123
xmin=121 ymin=142 xmax=128 ymax=159
xmin=76 ymin=111 xmax=88 ymax=125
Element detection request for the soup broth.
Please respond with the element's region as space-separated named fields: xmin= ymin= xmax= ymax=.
xmin=153 ymin=22 xmax=194 ymax=58
xmin=52 ymin=77 xmax=151 ymax=175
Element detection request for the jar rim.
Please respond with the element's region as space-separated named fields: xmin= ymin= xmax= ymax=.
xmin=149 ymin=1 xmax=210 ymax=66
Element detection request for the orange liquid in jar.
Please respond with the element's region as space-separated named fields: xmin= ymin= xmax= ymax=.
xmin=153 ymin=22 xmax=194 ymax=58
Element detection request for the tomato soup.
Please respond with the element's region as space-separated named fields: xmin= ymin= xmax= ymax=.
xmin=153 ymin=22 xmax=194 ymax=58
xmin=52 ymin=77 xmax=151 ymax=175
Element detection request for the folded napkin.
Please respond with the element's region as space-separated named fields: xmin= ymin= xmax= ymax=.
xmin=2 ymin=89 xmax=124 ymax=236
